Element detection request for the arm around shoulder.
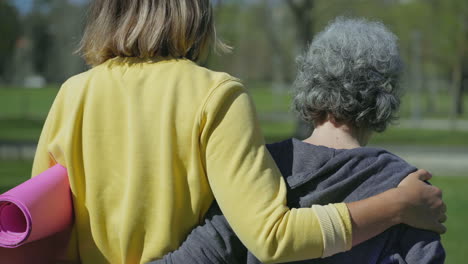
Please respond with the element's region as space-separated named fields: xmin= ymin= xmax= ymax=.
xmin=200 ymin=80 xmax=351 ymax=263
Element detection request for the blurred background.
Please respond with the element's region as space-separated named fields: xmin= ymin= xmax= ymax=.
xmin=0 ymin=0 xmax=467 ymax=262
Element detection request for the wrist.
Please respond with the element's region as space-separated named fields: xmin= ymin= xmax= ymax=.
xmin=386 ymin=188 xmax=406 ymax=225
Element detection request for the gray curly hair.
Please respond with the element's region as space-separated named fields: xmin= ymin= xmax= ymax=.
xmin=292 ymin=17 xmax=403 ymax=132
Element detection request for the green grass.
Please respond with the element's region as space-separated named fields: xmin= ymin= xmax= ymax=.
xmin=370 ymin=127 xmax=468 ymax=147
xmin=400 ymin=92 xmax=468 ymax=120
xmin=260 ymin=121 xmax=296 ymax=143
xmin=0 ymin=160 xmax=465 ymax=263
xmin=0 ymin=118 xmax=45 ymax=141
xmin=431 ymin=177 xmax=468 ymax=264
xmin=248 ymin=83 xmax=292 ymax=113
xmin=0 ymin=160 xmax=32 ymax=193
xmin=0 ymin=86 xmax=59 ymax=141
xmin=0 ymin=86 xmax=59 ymax=119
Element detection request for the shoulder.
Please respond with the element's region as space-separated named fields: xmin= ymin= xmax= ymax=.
xmin=157 ymin=60 xmax=246 ymax=108
xmin=164 ymin=59 xmax=243 ymax=92
xmin=365 ymin=147 xmax=414 ymax=169
xmin=194 ymin=64 xmax=248 ymax=117
xmin=64 ymin=70 xmax=93 ymax=85
xmin=353 ymin=147 xmax=417 ymax=185
xmin=193 ymin=63 xmax=244 ymax=98
xmin=346 ymin=147 xmax=411 ymax=167
xmin=44 ymin=70 xmax=93 ymax=112
xmin=58 ymin=68 xmax=95 ymax=97
xmin=183 ymin=60 xmax=239 ymax=81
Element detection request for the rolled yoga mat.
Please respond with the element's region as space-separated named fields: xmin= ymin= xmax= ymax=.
xmin=0 ymin=164 xmax=72 ymax=248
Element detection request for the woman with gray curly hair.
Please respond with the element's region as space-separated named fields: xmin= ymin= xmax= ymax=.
xmin=148 ymin=18 xmax=445 ymax=264
xmin=293 ymin=17 xmax=403 ymax=142
xmin=283 ymin=18 xmax=446 ymax=263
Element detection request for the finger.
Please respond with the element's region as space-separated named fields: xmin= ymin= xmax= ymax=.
xmin=414 ymin=169 xmax=432 ymax=181
xmin=404 ymin=169 xmax=431 ymax=182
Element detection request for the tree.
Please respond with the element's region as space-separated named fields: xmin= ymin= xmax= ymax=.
xmin=0 ymin=1 xmax=21 ymax=81
xmin=25 ymin=11 xmax=53 ymax=78
xmin=16 ymin=0 xmax=88 ymax=83
xmin=286 ymin=0 xmax=316 ymax=139
xmin=286 ymin=0 xmax=315 ymax=49
xmin=428 ymin=0 xmax=468 ymax=118
xmin=42 ymin=0 xmax=88 ymax=83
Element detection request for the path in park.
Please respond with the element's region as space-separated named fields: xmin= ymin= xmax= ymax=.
xmin=373 ymin=145 xmax=468 ymax=177
xmin=366 ymin=118 xmax=467 ymax=176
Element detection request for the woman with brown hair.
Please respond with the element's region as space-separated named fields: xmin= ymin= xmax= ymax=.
xmin=31 ymin=1 xmax=446 ymax=263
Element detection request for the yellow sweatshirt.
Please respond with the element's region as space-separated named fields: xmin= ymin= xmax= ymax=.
xmin=32 ymin=57 xmax=352 ymax=264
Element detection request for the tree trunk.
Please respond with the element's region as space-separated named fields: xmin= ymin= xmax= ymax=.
xmin=410 ymin=31 xmax=423 ymax=124
xmin=451 ymin=61 xmax=463 ymax=118
xmin=286 ymin=0 xmax=315 ymax=139
xmin=451 ymin=15 xmax=467 ymax=118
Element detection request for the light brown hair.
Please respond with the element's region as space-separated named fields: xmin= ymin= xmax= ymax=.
xmin=78 ymin=0 xmax=229 ymax=66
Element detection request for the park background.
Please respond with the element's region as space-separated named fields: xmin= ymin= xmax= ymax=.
xmin=0 ymin=0 xmax=467 ymax=262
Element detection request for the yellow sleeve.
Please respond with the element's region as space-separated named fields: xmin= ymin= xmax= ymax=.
xmin=31 ymin=86 xmax=80 ymax=263
xmin=312 ymin=203 xmax=353 ymax=258
xmin=32 ymin=84 xmax=70 ymax=176
xmin=200 ymin=80 xmax=352 ymax=263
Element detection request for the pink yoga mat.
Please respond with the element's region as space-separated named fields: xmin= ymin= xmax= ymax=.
xmin=0 ymin=164 xmax=73 ymax=248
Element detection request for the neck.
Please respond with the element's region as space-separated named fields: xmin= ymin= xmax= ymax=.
xmin=303 ymin=120 xmax=370 ymax=149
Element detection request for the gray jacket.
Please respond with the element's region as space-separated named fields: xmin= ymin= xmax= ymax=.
xmin=149 ymin=138 xmax=445 ymax=264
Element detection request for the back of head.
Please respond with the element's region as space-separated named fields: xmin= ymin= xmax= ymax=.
xmin=293 ymin=17 xmax=403 ymax=132
xmin=78 ymin=0 xmax=229 ymax=66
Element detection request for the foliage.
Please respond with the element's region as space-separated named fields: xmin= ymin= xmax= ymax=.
xmin=25 ymin=11 xmax=53 ymax=77
xmin=7 ymin=0 xmax=88 ymax=84
xmin=208 ymin=0 xmax=301 ymax=82
xmin=0 ymin=1 xmax=21 ymax=80
xmin=40 ymin=0 xmax=88 ymax=83
xmin=209 ymin=0 xmax=468 ymax=123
